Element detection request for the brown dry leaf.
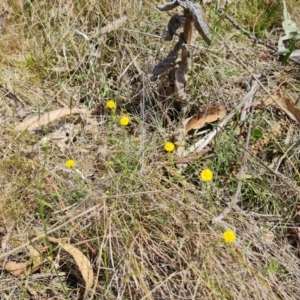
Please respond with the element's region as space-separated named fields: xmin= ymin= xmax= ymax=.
xmin=152 ymin=33 xmax=184 ymax=77
xmin=1 ymin=261 xmax=28 ymax=277
xmin=0 ymin=243 xmax=44 ymax=277
xmin=177 ymin=0 xmax=211 ymax=45
xmin=13 ymin=108 xmax=88 ymax=131
xmin=264 ymin=93 xmax=300 ymax=123
xmin=184 ymin=105 xmax=226 ymax=134
xmin=48 ymin=237 xmax=93 ymax=300
xmin=163 ymin=14 xmax=185 ymax=41
xmin=157 ymin=0 xmax=211 ymax=45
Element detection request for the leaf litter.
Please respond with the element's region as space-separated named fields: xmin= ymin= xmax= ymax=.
xmin=48 ymin=237 xmax=93 ymax=300
xmin=184 ymin=104 xmax=227 ymax=135
xmin=263 ymin=93 xmax=300 ymax=123
xmin=13 ymin=107 xmax=88 ymax=131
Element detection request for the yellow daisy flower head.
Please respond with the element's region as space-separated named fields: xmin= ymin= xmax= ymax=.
xmin=164 ymin=141 xmax=175 ymax=152
xmin=120 ymin=116 xmax=130 ymax=126
xmin=222 ymin=230 xmax=236 ymax=243
xmin=200 ymin=168 xmax=213 ymax=182
xmin=65 ymin=159 xmax=76 ymax=168
xmin=106 ymin=100 xmax=116 ymax=109
xmin=107 ymin=161 xmax=114 ymax=166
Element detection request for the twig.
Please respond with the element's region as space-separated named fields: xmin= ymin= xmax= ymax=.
xmin=212 ymin=105 xmax=254 ymax=224
xmin=187 ymin=77 xmax=260 ymax=154
xmin=218 ymin=9 xmax=276 ymax=51
xmin=218 ymin=8 xmax=300 ymax=66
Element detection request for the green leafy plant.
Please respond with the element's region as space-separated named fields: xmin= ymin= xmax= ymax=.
xmin=277 ymin=0 xmax=300 ymax=58
xmin=251 ymin=128 xmax=263 ymax=138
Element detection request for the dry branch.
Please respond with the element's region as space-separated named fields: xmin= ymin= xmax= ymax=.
xmin=212 ymin=106 xmax=254 ymax=224
xmin=175 ymin=44 xmax=190 ymax=101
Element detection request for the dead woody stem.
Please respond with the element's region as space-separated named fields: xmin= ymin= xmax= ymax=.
xmin=153 ymin=0 xmax=211 ymax=102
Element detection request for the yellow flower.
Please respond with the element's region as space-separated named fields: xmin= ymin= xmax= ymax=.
xmin=65 ymin=159 xmax=76 ymax=168
xmin=106 ymin=100 xmax=116 ymax=109
xmin=222 ymin=230 xmax=236 ymax=243
xmin=200 ymin=169 xmax=213 ymax=182
xmin=164 ymin=142 xmax=175 ymax=152
xmin=105 ymin=190 xmax=110 ymax=195
xmin=120 ymin=116 xmax=130 ymax=126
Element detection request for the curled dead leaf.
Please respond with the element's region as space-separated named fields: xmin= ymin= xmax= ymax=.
xmin=264 ymin=93 xmax=300 ymax=123
xmin=177 ymin=0 xmax=211 ymax=45
xmin=157 ymin=1 xmax=211 ymax=45
xmin=152 ymin=33 xmax=184 ymax=77
xmin=157 ymin=0 xmax=179 ymax=11
xmin=184 ymin=105 xmax=227 ymax=134
xmin=163 ymin=14 xmax=185 ymax=41
xmin=48 ymin=237 xmax=93 ymax=300
xmin=0 ymin=244 xmax=43 ymax=277
xmin=13 ymin=108 xmax=88 ymax=131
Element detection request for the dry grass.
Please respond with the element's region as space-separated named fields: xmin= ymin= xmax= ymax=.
xmin=1 ymin=0 xmax=300 ymax=299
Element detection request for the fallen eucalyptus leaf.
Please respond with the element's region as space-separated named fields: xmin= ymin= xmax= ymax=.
xmin=48 ymin=237 xmax=93 ymax=300
xmin=14 ymin=108 xmax=88 ymax=131
xmin=264 ymin=93 xmax=300 ymax=123
xmin=184 ymin=104 xmax=226 ymax=134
